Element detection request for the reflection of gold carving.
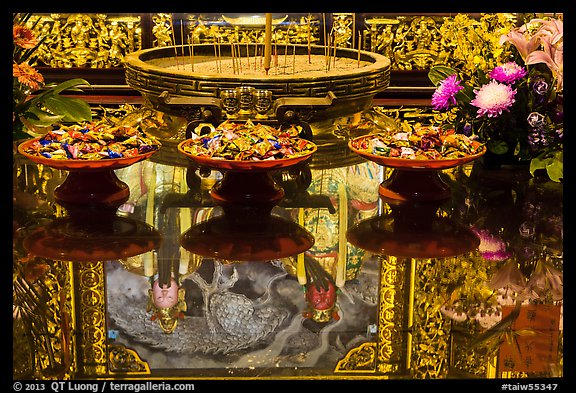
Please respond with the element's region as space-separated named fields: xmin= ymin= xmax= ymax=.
xmin=335 ymin=342 xmax=377 ymax=372
xmin=411 ymin=257 xmax=450 ymax=378
xmin=109 ymin=344 xmax=150 ymax=375
xmin=377 ymin=256 xmax=407 ymax=374
xmin=74 ymin=261 xmax=108 ymax=376
xmin=334 ymin=254 xmax=407 ymax=375
xmin=12 ymin=258 xmax=75 ymax=379
xmin=28 ymin=13 xmax=141 ymax=68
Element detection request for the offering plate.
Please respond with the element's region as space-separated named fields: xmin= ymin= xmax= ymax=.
xmin=18 ymin=137 xmax=158 ymax=214
xmin=348 ymin=134 xmax=486 ymax=205
xmin=178 ymin=138 xmax=316 ymax=216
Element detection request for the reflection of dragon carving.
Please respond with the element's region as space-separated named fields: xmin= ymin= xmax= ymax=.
xmin=108 ymin=261 xmax=289 ymax=355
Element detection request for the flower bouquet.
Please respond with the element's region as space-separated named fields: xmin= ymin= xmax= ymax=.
xmin=13 ymin=13 xmax=93 ymax=140
xmin=428 ymin=15 xmax=563 ymax=182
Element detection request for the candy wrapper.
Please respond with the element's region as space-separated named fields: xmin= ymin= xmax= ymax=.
xmin=350 ymin=125 xmax=484 ymax=160
xmin=180 ymin=120 xmax=315 ymax=161
xmin=21 ymin=122 xmax=161 ymax=160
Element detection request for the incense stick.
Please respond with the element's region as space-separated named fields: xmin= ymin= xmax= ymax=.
xmin=307 ymin=14 xmax=311 ymax=64
xmin=246 ymin=41 xmax=250 ymax=71
xmin=213 ymin=39 xmax=219 ymax=73
xmin=217 ymin=36 xmax=222 ymax=74
xmin=357 ymin=31 xmax=361 ymax=67
xmin=169 ymin=14 xmax=179 ymax=70
xmin=264 ymin=13 xmax=272 ymax=75
xmin=284 ymin=40 xmax=288 ymax=74
xmin=189 ymin=34 xmax=194 ymax=72
xmin=292 ymin=44 xmax=296 ymax=74
xmin=180 ymin=19 xmax=185 ymax=70
xmin=352 ymin=13 xmax=356 ymax=49
xmin=322 ymin=13 xmax=327 ymax=71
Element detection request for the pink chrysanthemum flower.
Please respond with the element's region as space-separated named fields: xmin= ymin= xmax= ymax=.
xmin=431 ymin=74 xmax=463 ymax=110
xmin=488 ymin=62 xmax=528 ymax=84
xmin=470 ymin=80 xmax=517 ymax=118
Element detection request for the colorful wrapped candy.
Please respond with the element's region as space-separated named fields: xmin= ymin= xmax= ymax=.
xmin=181 ymin=120 xmax=315 ymax=161
xmin=21 ymin=122 xmax=161 ymax=160
xmin=350 ymin=125 xmax=484 ymax=160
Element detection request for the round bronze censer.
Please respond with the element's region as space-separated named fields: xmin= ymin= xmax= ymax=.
xmin=123 ymin=41 xmax=391 ymax=168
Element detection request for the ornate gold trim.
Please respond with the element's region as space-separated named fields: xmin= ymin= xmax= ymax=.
xmin=73 ymin=261 xmax=109 ymax=377
xmin=335 ymin=342 xmax=377 ymax=373
xmin=108 ymin=344 xmax=150 ymax=375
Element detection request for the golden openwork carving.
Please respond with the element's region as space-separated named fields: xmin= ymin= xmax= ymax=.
xmin=28 ymin=13 xmax=142 ymax=68
xmin=26 ymin=13 xmax=528 ymax=72
xmin=335 ymin=342 xmax=377 ymax=373
xmin=108 ymin=344 xmax=150 ymax=375
xmin=335 ymin=255 xmax=408 ymax=375
xmin=73 ymin=261 xmax=109 ymax=376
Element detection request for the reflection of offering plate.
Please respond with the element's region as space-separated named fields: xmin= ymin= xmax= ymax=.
xmin=23 ymin=215 xmax=161 ymax=263
xmin=18 ymin=137 xmax=158 ymax=211
xmin=178 ymin=139 xmax=316 ymax=214
xmin=348 ymin=134 xmax=486 ymax=204
xmin=346 ymin=211 xmax=479 ymax=258
xmin=180 ymin=213 xmax=314 ymax=262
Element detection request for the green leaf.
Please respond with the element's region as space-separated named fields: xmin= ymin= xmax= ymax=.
xmin=42 ymin=96 xmax=92 ymax=123
xmin=32 ymin=78 xmax=91 ymax=102
xmin=546 ymin=157 xmax=563 ymax=182
xmin=487 ymin=140 xmax=509 ymax=155
xmin=529 ymin=155 xmax=548 ymax=175
xmin=530 ymin=151 xmax=563 ymax=182
xmin=428 ymin=66 xmax=458 ymax=86
xmin=26 ymin=106 xmax=64 ymax=125
xmin=455 ymin=85 xmax=475 ymax=105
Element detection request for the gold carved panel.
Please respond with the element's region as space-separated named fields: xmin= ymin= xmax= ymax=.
xmin=27 ymin=13 xmax=142 ymax=68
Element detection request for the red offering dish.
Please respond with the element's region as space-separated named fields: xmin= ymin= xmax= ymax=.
xmin=178 ymin=137 xmax=316 ymax=172
xmin=18 ymin=132 xmax=160 ymax=211
xmin=348 ymin=135 xmax=486 ymax=170
xmin=18 ymin=136 xmax=158 ymax=171
xmin=177 ymin=121 xmax=316 ymax=213
xmin=348 ymin=131 xmax=486 ymax=204
xmin=347 ymin=212 xmax=479 ymax=259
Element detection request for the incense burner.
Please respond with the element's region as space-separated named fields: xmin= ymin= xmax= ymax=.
xmin=124 ymin=43 xmax=390 ymax=167
xmin=124 ymin=43 xmax=390 ymax=124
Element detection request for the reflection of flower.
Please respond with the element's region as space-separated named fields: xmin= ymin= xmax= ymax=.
xmin=13 ymin=13 xmax=92 ymax=140
xmin=471 ymin=227 xmax=512 ymax=261
xmin=524 ymin=257 xmax=563 ymax=301
xmin=428 ymin=15 xmax=563 ymax=182
xmin=488 ymin=259 xmax=526 ymax=293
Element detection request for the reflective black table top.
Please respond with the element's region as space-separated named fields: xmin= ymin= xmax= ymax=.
xmin=13 ymin=119 xmax=563 ymax=382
